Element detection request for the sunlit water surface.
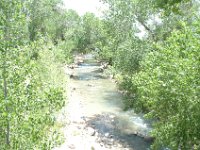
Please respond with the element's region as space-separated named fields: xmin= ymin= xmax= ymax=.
xmin=70 ymin=54 xmax=153 ymax=149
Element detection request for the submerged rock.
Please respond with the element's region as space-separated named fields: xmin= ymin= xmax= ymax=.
xmin=143 ymin=136 xmax=155 ymax=142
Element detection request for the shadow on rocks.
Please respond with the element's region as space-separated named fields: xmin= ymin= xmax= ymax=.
xmin=84 ymin=113 xmax=153 ymax=150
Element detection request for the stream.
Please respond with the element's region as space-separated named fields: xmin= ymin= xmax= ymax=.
xmin=56 ymin=54 xmax=153 ymax=150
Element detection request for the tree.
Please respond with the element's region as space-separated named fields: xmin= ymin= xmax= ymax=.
xmin=27 ymin=0 xmax=64 ymax=41
xmin=135 ymin=21 xmax=200 ymax=149
xmin=0 ymin=0 xmax=66 ymax=149
xmin=100 ymin=0 xmax=200 ymax=148
xmin=75 ymin=12 xmax=102 ymax=52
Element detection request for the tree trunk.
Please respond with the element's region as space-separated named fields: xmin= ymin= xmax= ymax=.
xmin=2 ymin=55 xmax=10 ymax=146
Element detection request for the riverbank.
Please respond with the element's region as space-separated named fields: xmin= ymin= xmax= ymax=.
xmin=54 ymin=55 xmax=152 ymax=150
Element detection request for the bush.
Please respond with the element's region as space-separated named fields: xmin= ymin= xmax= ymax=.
xmin=134 ymin=22 xmax=200 ymax=149
xmin=0 ymin=40 xmax=67 ymax=149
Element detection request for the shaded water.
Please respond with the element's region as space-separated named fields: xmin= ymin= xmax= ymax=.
xmin=70 ymin=54 xmax=152 ymax=149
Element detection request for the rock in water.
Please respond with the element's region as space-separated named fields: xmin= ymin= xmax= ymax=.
xmin=87 ymin=127 xmax=95 ymax=136
xmin=105 ymin=133 xmax=109 ymax=137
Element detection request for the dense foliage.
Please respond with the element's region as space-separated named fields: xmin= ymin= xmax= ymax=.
xmin=97 ymin=0 xmax=200 ymax=149
xmin=1 ymin=0 xmax=200 ymax=149
xmin=0 ymin=0 xmax=72 ymax=149
xmin=135 ymin=22 xmax=200 ymax=149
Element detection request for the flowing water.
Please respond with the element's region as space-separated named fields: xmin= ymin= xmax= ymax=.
xmin=68 ymin=54 xmax=153 ymax=150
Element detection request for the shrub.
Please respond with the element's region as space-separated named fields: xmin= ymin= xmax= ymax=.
xmin=134 ymin=22 xmax=200 ymax=149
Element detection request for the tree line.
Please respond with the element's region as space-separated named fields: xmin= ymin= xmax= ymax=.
xmin=96 ymin=0 xmax=200 ymax=149
xmin=0 ymin=0 xmax=98 ymax=149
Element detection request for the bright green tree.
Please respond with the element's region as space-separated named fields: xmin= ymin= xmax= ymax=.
xmin=135 ymin=20 xmax=200 ymax=149
xmin=0 ymin=0 xmax=66 ymax=149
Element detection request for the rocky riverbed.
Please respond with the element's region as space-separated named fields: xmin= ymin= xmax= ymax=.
xmin=54 ymin=54 xmax=152 ymax=150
